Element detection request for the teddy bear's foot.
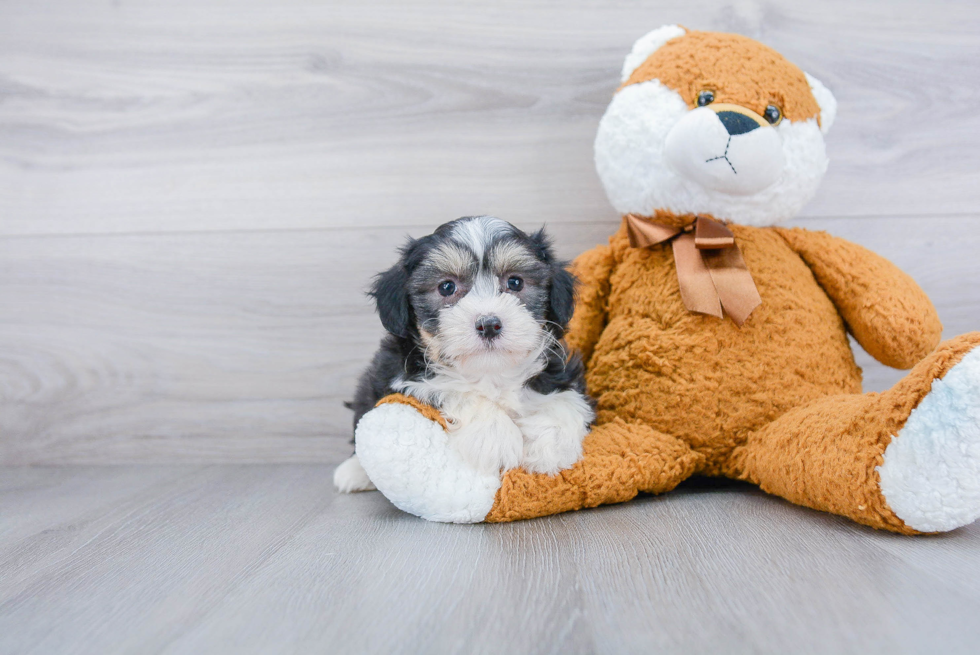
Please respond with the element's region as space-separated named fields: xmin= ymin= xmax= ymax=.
xmin=354 ymin=400 xmax=501 ymax=523
xmin=731 ymin=333 xmax=980 ymax=534
xmin=877 ymin=346 xmax=980 ymax=532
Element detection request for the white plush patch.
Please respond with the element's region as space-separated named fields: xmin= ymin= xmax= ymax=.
xmin=620 ymin=25 xmax=687 ymax=83
xmin=355 ymin=403 xmax=501 ymax=523
xmin=805 ymin=72 xmax=837 ymax=135
xmin=333 ymin=454 xmax=377 ymax=493
xmin=594 ymin=80 xmax=829 ymax=226
xmin=877 ymin=347 xmax=980 ymax=532
xmin=517 ymin=389 xmax=593 ymax=475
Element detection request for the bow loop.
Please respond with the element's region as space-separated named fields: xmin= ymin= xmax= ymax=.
xmin=625 ymin=213 xmax=681 ymax=248
xmin=624 ymin=213 xmax=761 ymax=327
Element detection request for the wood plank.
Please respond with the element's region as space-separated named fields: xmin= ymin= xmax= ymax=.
xmin=1 ymin=466 xmax=979 ymax=654
xmin=0 ymin=465 xmax=339 ymax=655
xmin=0 ymin=467 xmax=194 ymax=567
xmin=1 ymin=0 xmax=979 ymax=236
xmin=1 ymin=216 xmax=976 ymax=464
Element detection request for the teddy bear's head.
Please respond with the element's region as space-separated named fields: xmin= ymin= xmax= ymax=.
xmin=595 ymin=26 xmax=837 ymax=226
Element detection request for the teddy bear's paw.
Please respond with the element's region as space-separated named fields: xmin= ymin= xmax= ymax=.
xmin=878 ymin=347 xmax=980 ymax=532
xmin=333 ymin=454 xmax=377 ymax=493
xmin=354 ymin=402 xmax=501 ymax=523
xmin=450 ymin=406 xmax=523 ymax=475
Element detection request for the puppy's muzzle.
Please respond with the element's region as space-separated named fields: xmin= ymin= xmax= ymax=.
xmin=475 ymin=315 xmax=502 ymax=340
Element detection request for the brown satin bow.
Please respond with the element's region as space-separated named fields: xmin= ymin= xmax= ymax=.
xmin=625 ymin=213 xmax=762 ymax=326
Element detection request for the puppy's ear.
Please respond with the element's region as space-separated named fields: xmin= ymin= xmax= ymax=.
xmin=528 ymin=227 xmax=553 ymax=261
xmin=370 ymin=262 xmax=411 ymax=338
xmin=531 ymin=227 xmax=577 ymax=330
xmin=548 ymin=266 xmax=577 ymax=329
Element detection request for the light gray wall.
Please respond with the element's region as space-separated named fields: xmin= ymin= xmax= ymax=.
xmin=1 ymin=0 xmax=978 ymax=464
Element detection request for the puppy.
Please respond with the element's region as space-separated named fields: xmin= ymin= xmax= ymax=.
xmin=334 ymin=216 xmax=594 ymax=493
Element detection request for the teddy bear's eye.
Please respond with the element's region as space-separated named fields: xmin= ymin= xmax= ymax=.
xmin=764 ymin=104 xmax=783 ymax=125
xmin=697 ymin=90 xmax=715 ymax=107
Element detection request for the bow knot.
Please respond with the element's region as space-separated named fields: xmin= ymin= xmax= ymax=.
xmin=625 ymin=213 xmax=761 ymax=326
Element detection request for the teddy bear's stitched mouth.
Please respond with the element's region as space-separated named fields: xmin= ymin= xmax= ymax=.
xmin=705 ymin=135 xmax=737 ymax=174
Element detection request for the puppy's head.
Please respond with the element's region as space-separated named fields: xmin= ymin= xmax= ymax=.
xmin=372 ymin=216 xmax=574 ymax=374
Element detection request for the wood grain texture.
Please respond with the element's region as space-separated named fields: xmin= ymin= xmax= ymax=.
xmin=2 ymin=466 xmax=980 ymax=654
xmin=0 ymin=0 xmax=978 ymax=464
xmin=1 ymin=217 xmax=976 ymax=464
xmin=0 ymin=0 xmax=979 ymax=236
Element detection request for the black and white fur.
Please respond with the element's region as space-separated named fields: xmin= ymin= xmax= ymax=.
xmin=334 ymin=216 xmax=594 ymax=493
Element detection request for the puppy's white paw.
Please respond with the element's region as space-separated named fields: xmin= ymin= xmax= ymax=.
xmin=333 ymin=454 xmax=377 ymax=493
xmin=450 ymin=401 xmax=523 ymax=475
xmin=517 ymin=390 xmax=593 ymax=475
xmin=519 ymin=425 xmax=583 ymax=475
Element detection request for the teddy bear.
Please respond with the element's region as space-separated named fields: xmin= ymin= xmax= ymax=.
xmin=352 ymin=26 xmax=980 ymax=534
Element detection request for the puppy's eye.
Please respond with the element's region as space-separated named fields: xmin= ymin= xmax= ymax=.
xmin=438 ymin=280 xmax=456 ymax=297
xmin=697 ymin=90 xmax=715 ymax=107
xmin=764 ymin=104 xmax=782 ymax=125
xmin=506 ymin=276 xmax=524 ymax=292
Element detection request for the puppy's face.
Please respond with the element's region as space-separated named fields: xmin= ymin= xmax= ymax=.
xmin=372 ymin=216 xmax=575 ymax=374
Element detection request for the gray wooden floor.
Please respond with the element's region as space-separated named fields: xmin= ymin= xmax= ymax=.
xmin=3 ymin=464 xmax=980 ymax=655
xmin=2 ymin=0 xmax=980 ymax=653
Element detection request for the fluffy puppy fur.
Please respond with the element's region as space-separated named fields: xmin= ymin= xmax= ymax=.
xmin=334 ymin=216 xmax=594 ymax=493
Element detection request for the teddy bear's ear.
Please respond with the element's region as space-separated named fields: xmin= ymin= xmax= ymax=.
xmin=620 ymin=25 xmax=687 ymax=83
xmin=805 ymin=72 xmax=837 ymax=135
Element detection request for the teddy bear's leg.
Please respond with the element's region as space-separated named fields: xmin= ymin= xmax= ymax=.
xmin=354 ymin=398 xmax=503 ymax=523
xmin=730 ymin=333 xmax=980 ymax=534
xmin=484 ymin=418 xmax=704 ymax=522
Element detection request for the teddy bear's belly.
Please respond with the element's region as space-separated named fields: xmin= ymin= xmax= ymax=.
xmin=586 ymin=230 xmax=863 ymax=473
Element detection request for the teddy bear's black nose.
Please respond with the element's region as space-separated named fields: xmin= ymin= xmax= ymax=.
xmin=717 ymin=110 xmax=761 ymax=136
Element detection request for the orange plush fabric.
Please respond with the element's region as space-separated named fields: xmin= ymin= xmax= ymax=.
xmin=376 ymin=393 xmax=449 ymax=430
xmin=623 ymin=30 xmax=822 ymax=125
xmin=485 ymin=418 xmax=703 ymax=523
xmin=775 ymin=228 xmax=943 ymax=369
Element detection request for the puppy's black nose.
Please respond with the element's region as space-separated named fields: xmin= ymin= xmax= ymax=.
xmin=717 ymin=110 xmax=761 ymax=136
xmin=475 ymin=316 xmax=502 ymax=340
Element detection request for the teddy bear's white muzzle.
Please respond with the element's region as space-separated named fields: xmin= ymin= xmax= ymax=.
xmin=664 ymin=106 xmax=784 ymax=196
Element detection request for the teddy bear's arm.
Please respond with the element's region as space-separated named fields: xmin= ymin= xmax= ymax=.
xmin=775 ymin=227 xmax=942 ymax=369
xmin=565 ymin=244 xmax=615 ymax=363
